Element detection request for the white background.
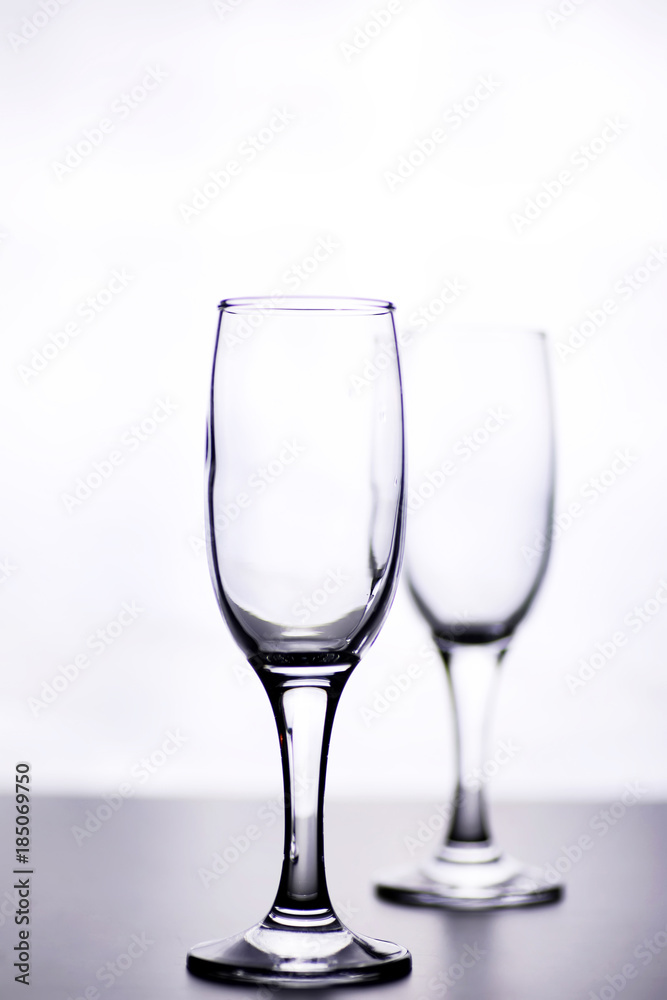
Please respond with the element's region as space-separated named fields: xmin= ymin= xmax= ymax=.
xmin=1 ymin=0 xmax=666 ymax=804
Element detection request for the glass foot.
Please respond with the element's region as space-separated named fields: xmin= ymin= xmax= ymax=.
xmin=187 ymin=913 xmax=411 ymax=988
xmin=376 ymin=845 xmax=563 ymax=910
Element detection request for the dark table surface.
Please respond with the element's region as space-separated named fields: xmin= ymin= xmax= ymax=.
xmin=1 ymin=795 xmax=665 ymax=998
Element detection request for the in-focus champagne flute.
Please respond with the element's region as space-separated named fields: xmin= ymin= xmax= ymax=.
xmin=187 ymin=296 xmax=411 ymax=986
xmin=376 ymin=325 xmax=561 ymax=909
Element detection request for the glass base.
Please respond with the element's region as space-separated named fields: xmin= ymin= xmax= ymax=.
xmin=187 ymin=916 xmax=412 ymax=988
xmin=375 ymin=845 xmax=563 ymax=910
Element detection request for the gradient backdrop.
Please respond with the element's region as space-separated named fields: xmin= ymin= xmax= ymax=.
xmin=1 ymin=0 xmax=666 ymax=804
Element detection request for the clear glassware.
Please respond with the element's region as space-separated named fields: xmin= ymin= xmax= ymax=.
xmin=187 ymin=296 xmax=411 ymax=986
xmin=375 ymin=326 xmax=561 ymax=909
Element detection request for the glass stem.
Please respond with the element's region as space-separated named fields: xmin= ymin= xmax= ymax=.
xmin=437 ymin=641 xmax=509 ymax=858
xmin=259 ymin=667 xmax=353 ymax=928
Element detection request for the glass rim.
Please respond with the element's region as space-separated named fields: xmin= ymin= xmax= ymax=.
xmin=219 ymin=295 xmax=395 ymax=315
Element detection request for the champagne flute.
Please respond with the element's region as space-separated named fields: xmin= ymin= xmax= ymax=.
xmin=376 ymin=326 xmax=561 ymax=909
xmin=187 ymin=296 xmax=411 ymax=985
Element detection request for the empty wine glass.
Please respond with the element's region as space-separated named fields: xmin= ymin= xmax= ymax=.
xmin=187 ymin=296 xmax=411 ymax=985
xmin=375 ymin=325 xmax=561 ymax=909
